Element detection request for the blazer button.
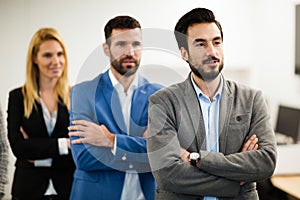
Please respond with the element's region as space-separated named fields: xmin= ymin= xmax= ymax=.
xmin=236 ymin=116 xmax=242 ymax=121
xmin=129 ymin=164 xmax=133 ymax=169
xmin=122 ymin=155 xmax=126 ymax=160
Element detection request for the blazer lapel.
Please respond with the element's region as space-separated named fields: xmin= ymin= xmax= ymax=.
xmin=51 ymin=102 xmax=69 ymax=138
xmin=129 ymin=76 xmax=149 ymax=137
xmin=182 ymin=76 xmax=206 ymax=150
xmin=218 ymin=78 xmax=233 ymax=153
xmin=36 ymin=103 xmax=51 ymax=137
xmin=50 ymin=103 xmax=60 ymax=137
xmin=95 ymin=71 xmax=127 ymax=135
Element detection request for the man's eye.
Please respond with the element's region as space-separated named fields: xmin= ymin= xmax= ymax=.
xmin=133 ymin=42 xmax=141 ymax=47
xmin=195 ymin=43 xmax=205 ymax=47
xmin=116 ymin=42 xmax=126 ymax=46
xmin=214 ymin=40 xmax=222 ymax=46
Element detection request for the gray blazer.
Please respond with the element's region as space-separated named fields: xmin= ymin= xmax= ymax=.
xmin=147 ymin=74 xmax=277 ymax=200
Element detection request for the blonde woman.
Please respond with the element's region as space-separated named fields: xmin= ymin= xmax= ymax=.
xmin=7 ymin=27 xmax=75 ymax=200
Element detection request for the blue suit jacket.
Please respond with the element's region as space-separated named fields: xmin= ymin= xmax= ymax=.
xmin=69 ymin=71 xmax=162 ymax=200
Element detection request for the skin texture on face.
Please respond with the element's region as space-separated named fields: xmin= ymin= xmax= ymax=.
xmin=181 ymin=23 xmax=224 ymax=82
xmin=103 ymin=28 xmax=142 ymax=79
xmin=34 ymin=40 xmax=65 ymax=82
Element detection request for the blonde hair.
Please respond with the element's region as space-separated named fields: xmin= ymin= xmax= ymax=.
xmin=22 ymin=27 xmax=70 ymax=117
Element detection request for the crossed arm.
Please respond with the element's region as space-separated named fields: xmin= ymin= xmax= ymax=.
xmin=180 ymin=134 xmax=259 ymax=186
xmin=68 ymin=120 xmax=148 ymax=149
xmin=180 ymin=134 xmax=259 ymax=163
xmin=68 ymin=120 xmax=115 ymax=148
xmin=20 ymin=127 xmax=70 ymax=165
xmin=68 ymin=119 xmax=151 ymax=172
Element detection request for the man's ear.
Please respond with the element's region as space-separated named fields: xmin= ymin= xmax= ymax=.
xmin=180 ymin=47 xmax=189 ymax=62
xmin=103 ymin=43 xmax=110 ymax=57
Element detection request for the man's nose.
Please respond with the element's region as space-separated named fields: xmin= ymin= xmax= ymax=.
xmin=205 ymin=43 xmax=217 ymax=56
xmin=125 ymin=45 xmax=135 ymax=56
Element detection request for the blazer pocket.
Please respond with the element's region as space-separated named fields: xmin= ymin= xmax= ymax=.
xmin=229 ymin=113 xmax=251 ymax=125
xmin=226 ymin=113 xmax=251 ymax=152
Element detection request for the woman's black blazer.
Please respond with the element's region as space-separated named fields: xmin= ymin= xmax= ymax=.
xmin=7 ymin=87 xmax=75 ymax=200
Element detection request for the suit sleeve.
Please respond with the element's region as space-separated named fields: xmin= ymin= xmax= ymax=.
xmin=69 ymin=83 xmax=151 ymax=173
xmin=199 ymin=90 xmax=277 ymax=182
xmin=147 ymin=93 xmax=240 ymax=197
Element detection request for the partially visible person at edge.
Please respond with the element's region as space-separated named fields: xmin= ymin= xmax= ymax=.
xmin=147 ymin=7 xmax=277 ymax=200
xmin=7 ymin=27 xmax=75 ymax=200
xmin=68 ymin=15 xmax=163 ymax=200
xmin=0 ymin=105 xmax=8 ymax=200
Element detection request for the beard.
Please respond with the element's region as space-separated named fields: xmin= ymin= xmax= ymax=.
xmin=110 ymin=55 xmax=140 ymax=77
xmin=189 ymin=56 xmax=224 ymax=81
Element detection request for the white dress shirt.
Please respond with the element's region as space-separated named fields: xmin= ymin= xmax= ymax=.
xmin=39 ymin=99 xmax=69 ymax=195
xmin=109 ymin=70 xmax=145 ymax=200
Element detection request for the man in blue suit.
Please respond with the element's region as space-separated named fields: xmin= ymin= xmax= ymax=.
xmin=68 ymin=16 xmax=162 ymax=200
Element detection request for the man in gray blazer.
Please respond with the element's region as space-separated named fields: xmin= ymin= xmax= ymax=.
xmin=147 ymin=8 xmax=277 ymax=200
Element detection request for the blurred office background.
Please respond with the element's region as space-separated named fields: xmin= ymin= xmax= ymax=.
xmin=1 ymin=0 xmax=300 ymax=199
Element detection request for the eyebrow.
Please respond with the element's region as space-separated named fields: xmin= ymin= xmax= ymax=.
xmin=192 ymin=36 xmax=222 ymax=45
xmin=115 ymin=41 xmax=126 ymax=43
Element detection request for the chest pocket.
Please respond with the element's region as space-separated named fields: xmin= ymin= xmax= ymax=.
xmin=225 ymin=113 xmax=251 ymax=153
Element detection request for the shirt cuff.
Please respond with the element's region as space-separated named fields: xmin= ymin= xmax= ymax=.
xmin=111 ymin=135 xmax=117 ymax=155
xmin=58 ymin=138 xmax=69 ymax=155
xmin=34 ymin=158 xmax=52 ymax=167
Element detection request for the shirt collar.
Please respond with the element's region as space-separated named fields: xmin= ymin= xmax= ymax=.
xmin=108 ymin=69 xmax=139 ymax=92
xmin=190 ymin=73 xmax=223 ymax=101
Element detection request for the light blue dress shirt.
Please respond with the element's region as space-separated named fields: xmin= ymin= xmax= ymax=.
xmin=191 ymin=74 xmax=223 ymax=200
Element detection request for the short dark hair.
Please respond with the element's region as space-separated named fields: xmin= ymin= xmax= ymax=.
xmin=104 ymin=15 xmax=141 ymax=45
xmin=174 ymin=8 xmax=223 ymax=50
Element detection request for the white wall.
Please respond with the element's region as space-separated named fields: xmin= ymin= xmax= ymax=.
xmin=1 ymin=0 xmax=300 ymax=199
